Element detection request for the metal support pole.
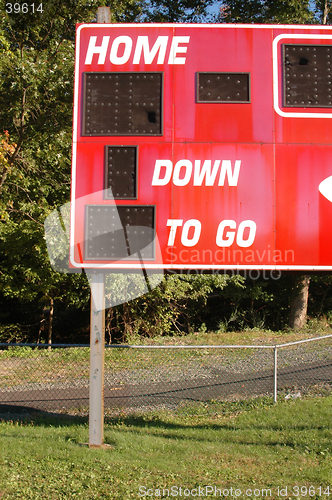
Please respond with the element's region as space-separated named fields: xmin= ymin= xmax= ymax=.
xmin=273 ymin=346 xmax=278 ymax=403
xmin=87 ymin=4 xmax=110 ymax=450
xmin=89 ymin=273 xmax=105 ymax=448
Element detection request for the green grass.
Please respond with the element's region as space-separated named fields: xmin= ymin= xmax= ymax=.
xmin=0 ymin=396 xmax=331 ymax=499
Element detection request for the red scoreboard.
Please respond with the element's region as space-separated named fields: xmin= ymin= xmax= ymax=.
xmin=70 ymin=24 xmax=332 ymax=271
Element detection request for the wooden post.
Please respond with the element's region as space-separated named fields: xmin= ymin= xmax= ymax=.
xmin=89 ymin=273 xmax=105 ymax=447
xmin=97 ymin=6 xmax=111 ymax=23
xmin=88 ymin=6 xmax=110 ymax=449
xmin=47 ymin=297 xmax=54 ymax=351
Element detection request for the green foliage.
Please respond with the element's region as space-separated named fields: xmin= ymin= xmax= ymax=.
xmin=142 ymin=0 xmax=214 ymax=22
xmin=0 ymin=1 xmax=144 ymax=342
xmin=219 ymin=0 xmax=314 ymax=24
xmin=308 ymin=275 xmax=332 ymax=319
xmin=0 ymin=214 xmax=91 ymax=342
xmin=106 ymin=274 xmax=231 ymax=342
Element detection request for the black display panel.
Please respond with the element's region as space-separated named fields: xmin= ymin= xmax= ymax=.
xmin=283 ymin=44 xmax=332 ymax=108
xmin=83 ymin=72 xmax=162 ymax=135
xmin=85 ymin=205 xmax=155 ymax=260
xmin=197 ymin=72 xmax=250 ymax=103
xmin=105 ymin=146 xmax=137 ymax=200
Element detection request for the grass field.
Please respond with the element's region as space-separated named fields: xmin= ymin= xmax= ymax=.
xmin=0 ymin=395 xmax=331 ymax=499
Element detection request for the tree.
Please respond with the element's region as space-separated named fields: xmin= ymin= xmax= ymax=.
xmin=0 ymin=0 xmax=147 ymax=342
xmin=218 ymin=0 xmax=314 ymax=24
xmin=315 ymin=0 xmax=332 ymax=24
xmin=142 ymin=0 xmax=215 ymax=22
xmin=104 ymin=273 xmax=237 ymax=342
xmin=288 ymin=275 xmax=310 ymax=330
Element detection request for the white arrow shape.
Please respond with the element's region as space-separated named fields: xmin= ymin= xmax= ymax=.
xmin=319 ymin=176 xmax=332 ymax=203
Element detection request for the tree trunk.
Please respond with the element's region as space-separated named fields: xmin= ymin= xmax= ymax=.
xmin=37 ymin=318 xmax=45 ymax=345
xmin=288 ymin=275 xmax=310 ymax=330
xmin=47 ymin=297 xmax=54 ymax=350
xmin=105 ymin=308 xmax=113 ymax=344
xmin=322 ymin=0 xmax=329 ymax=24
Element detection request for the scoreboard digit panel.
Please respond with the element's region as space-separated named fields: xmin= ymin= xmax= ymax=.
xmin=70 ymin=24 xmax=332 ymax=271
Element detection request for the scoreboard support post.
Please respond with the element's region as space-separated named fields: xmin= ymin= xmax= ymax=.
xmin=88 ymin=5 xmax=109 ymax=450
xmin=89 ymin=272 xmax=105 ymax=448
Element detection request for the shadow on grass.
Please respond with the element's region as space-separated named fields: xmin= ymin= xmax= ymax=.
xmin=0 ymin=404 xmax=88 ymax=426
xmin=0 ymin=397 xmax=272 ymax=428
xmin=1 ymin=395 xmax=331 ymax=437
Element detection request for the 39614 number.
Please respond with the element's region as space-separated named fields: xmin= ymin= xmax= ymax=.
xmin=5 ymin=3 xmax=43 ymax=14
xmin=292 ymin=486 xmax=331 ymax=497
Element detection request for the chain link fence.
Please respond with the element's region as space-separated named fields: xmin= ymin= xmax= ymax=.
xmin=0 ymin=335 xmax=331 ymax=416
